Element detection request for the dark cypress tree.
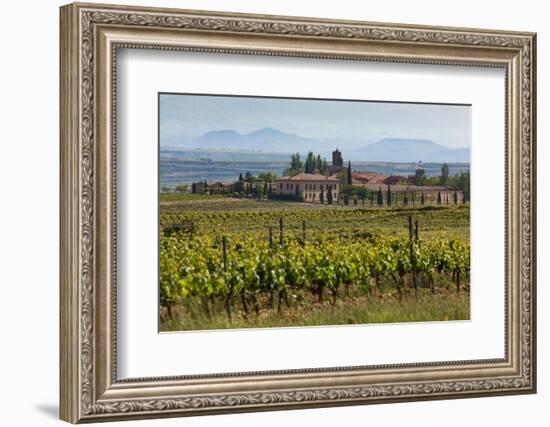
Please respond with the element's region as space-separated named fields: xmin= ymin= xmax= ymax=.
xmin=347 ymin=161 xmax=352 ymax=185
xmin=437 ymin=191 xmax=442 ymax=205
xmin=421 ymin=192 xmax=425 ymax=205
xmin=403 ymin=192 xmax=409 ymax=206
xmin=386 ymin=185 xmax=392 ymax=207
xmin=441 ymin=162 xmax=449 ymax=185
xmin=453 ymin=191 xmax=458 ymax=204
xmin=239 ymin=173 xmax=243 ymax=182
xmin=320 ymin=190 xmax=324 ymax=204
xmin=192 ymin=182 xmax=196 ymax=194
xmin=377 ymin=186 xmax=383 ymax=206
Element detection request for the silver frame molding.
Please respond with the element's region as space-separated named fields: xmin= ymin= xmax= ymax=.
xmin=60 ymin=2 xmax=537 ymax=423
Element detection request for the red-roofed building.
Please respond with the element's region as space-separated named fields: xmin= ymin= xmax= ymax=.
xmin=351 ymin=171 xmax=387 ymax=185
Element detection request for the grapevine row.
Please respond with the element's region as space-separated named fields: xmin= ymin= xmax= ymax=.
xmin=160 ymin=233 xmax=469 ymax=320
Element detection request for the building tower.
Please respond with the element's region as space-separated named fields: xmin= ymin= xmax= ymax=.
xmin=332 ymin=148 xmax=343 ymax=168
xmin=329 ymin=148 xmax=344 ymax=176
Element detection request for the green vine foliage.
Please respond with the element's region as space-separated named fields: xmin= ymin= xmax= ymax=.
xmin=160 ymin=232 xmax=470 ymax=313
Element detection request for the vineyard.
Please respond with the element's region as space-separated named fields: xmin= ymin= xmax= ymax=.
xmin=159 ymin=197 xmax=470 ymax=331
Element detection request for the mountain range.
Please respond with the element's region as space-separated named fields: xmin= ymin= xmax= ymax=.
xmin=351 ymin=138 xmax=470 ymax=163
xmin=168 ymin=128 xmax=469 ymax=163
xmin=196 ymin=128 xmax=321 ymax=153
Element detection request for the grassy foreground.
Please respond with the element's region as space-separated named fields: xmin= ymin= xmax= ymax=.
xmin=160 ymin=289 xmax=470 ymax=332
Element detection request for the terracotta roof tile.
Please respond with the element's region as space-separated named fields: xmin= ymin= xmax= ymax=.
xmin=276 ymin=173 xmax=340 ymax=182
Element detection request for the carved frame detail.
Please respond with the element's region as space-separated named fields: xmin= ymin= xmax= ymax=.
xmin=60 ymin=2 xmax=536 ymax=423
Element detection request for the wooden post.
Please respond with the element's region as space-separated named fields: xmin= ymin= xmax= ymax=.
xmin=222 ymin=236 xmax=232 ymax=321
xmin=279 ymin=217 xmax=284 ymax=247
xmin=222 ymin=236 xmax=228 ymax=272
xmin=414 ymin=219 xmax=419 ymax=241
xmin=408 ymin=216 xmax=419 ymax=297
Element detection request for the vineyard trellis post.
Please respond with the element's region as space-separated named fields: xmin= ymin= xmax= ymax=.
xmin=268 ymin=226 xmax=273 ymax=251
xmin=279 ymin=217 xmax=284 ymax=247
xmin=408 ymin=215 xmax=419 ymax=297
xmin=302 ymin=220 xmax=306 ymax=246
xmin=222 ymin=236 xmax=232 ymax=322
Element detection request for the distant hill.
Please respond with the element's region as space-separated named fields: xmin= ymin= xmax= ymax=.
xmin=352 ymin=138 xmax=470 ymax=163
xmin=166 ymin=129 xmax=470 ymax=163
xmin=195 ymin=127 xmax=317 ymax=153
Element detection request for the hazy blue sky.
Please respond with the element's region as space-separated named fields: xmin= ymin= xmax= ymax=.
xmin=160 ymin=93 xmax=470 ymax=149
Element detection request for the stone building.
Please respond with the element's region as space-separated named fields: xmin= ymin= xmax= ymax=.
xmin=274 ymin=173 xmax=340 ymax=203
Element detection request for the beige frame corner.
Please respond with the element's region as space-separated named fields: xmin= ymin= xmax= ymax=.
xmin=60 ymin=2 xmax=536 ymax=423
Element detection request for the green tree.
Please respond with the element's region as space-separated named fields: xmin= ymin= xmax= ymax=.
xmin=340 ymin=184 xmax=354 ymax=198
xmin=258 ymin=172 xmax=277 ymax=182
xmin=238 ymin=173 xmax=244 ymax=182
xmin=456 ymin=170 xmax=470 ymax=201
xmin=356 ymin=187 xmax=368 ymax=205
xmin=437 ymin=191 xmax=442 ymax=205
xmin=403 ymin=192 xmax=408 ymax=205
xmin=327 ymin=188 xmax=333 ymax=205
xmin=175 ymin=184 xmax=188 ymax=194
xmin=244 ymin=172 xmax=252 ymax=195
xmin=161 ymin=186 xmax=171 ymax=194
xmin=304 ymin=151 xmax=316 ymax=173
xmin=425 ymin=175 xmax=441 ymax=186
xmin=441 ymin=162 xmax=449 ymax=185
xmin=288 ymin=153 xmax=303 ymax=174
xmin=377 ymin=187 xmax=383 ymax=206
xmin=316 ymin=154 xmax=322 ymax=172
xmin=347 ymin=161 xmax=352 ymax=185
xmin=421 ymin=192 xmax=425 ymax=205
xmin=319 ymin=190 xmax=324 ymax=204
xmin=413 ymin=168 xmax=426 ymax=186
xmin=386 ymin=185 xmax=392 ymax=207
xmin=233 ymin=181 xmax=244 ymax=193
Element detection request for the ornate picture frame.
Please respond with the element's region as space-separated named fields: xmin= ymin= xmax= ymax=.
xmin=60 ymin=2 xmax=536 ymax=423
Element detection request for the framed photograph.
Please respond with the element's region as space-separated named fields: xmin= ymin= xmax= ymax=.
xmin=60 ymin=2 xmax=537 ymax=423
